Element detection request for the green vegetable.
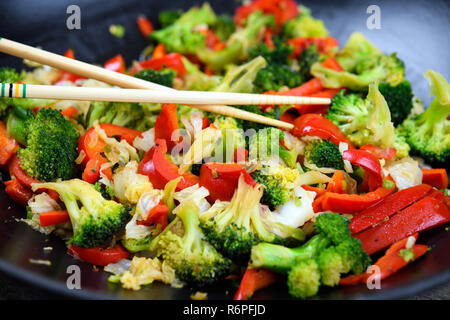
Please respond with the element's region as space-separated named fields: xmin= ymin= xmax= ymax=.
xmin=378 ymin=81 xmax=414 ymax=126
xmin=83 ymin=101 xmax=145 ymax=129
xmin=150 ymin=201 xmax=231 ymax=286
xmin=158 ymin=9 xmax=183 ymax=28
xmin=297 ymin=44 xmax=320 ymax=82
xmin=122 ymin=235 xmax=153 ymax=253
xmin=93 ymin=182 xmax=115 ymax=200
xmin=109 ymin=24 xmax=125 ymax=38
xmin=18 ymin=108 xmax=79 ymax=181
xmin=213 ymin=14 xmax=236 ymax=41
xmin=6 ymin=105 xmax=33 ymax=145
xmin=134 ymin=68 xmax=176 ymax=88
xmin=33 ymin=179 xmax=131 ymax=248
xmin=282 ymin=9 xmax=329 ymax=38
xmin=304 ymin=139 xmax=344 ymax=169
xmin=398 ymin=70 xmax=450 ymax=164
xmin=250 ymin=213 xmax=370 ymax=298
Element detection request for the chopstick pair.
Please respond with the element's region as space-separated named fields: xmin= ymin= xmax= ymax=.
xmin=0 ymin=37 xmax=329 ymax=130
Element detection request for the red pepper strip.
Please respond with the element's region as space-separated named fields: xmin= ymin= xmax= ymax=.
xmin=55 ymin=49 xmax=86 ymax=84
xmin=136 ymin=15 xmax=154 ymax=38
xmin=4 ymin=179 xmax=33 ymax=206
xmin=360 ymin=144 xmax=396 ymax=161
xmin=343 ymin=149 xmax=383 ymax=191
xmin=428 ymin=188 xmax=445 ymax=202
xmin=68 ymin=244 xmax=130 ymax=266
xmin=291 ymin=114 xmax=355 ymax=149
xmin=137 ymin=202 xmax=169 ymax=230
xmin=199 ymin=162 xmax=256 ymax=202
xmin=0 ymin=121 xmax=19 ymax=165
xmin=8 ymin=154 xmax=40 ymax=188
xmin=279 ymin=78 xmax=324 ymax=97
xmin=421 ymin=168 xmax=449 ymax=189
xmin=339 ymin=273 xmax=365 ymax=286
xmin=301 ymin=185 xmax=326 ymax=197
xmin=154 ymin=103 xmax=180 ymax=151
xmin=138 ymin=139 xmax=199 ymax=191
xmin=350 ymin=184 xmax=433 ymax=234
xmin=137 ymin=53 xmax=186 ymax=77
xmin=326 ymin=170 xmax=347 ymax=194
xmin=234 ymin=148 xmax=248 ymax=163
xmin=294 ymin=88 xmax=341 ymax=115
xmin=201 ymin=117 xmax=210 ymax=129
xmin=198 ymin=29 xmax=225 ymax=52
xmin=321 ymin=186 xmax=395 ymax=214
xmin=288 ymin=37 xmax=339 ymax=58
xmin=355 ymin=196 xmax=450 ymax=255
xmin=104 ymin=54 xmax=126 ymax=73
xmin=312 ymin=194 xmax=325 ymax=213
xmin=234 ymin=0 xmax=298 ymax=28
xmin=60 ymin=106 xmax=78 ymax=119
xmin=152 ymin=43 xmax=166 ymax=59
xmin=280 ymin=108 xmax=299 ymax=125
xmin=322 ymin=57 xmax=344 ymax=72
xmin=263 ymin=28 xmax=275 ymax=49
xmin=39 ymin=210 xmax=70 ymax=227
xmin=233 ymin=268 xmax=280 ymax=300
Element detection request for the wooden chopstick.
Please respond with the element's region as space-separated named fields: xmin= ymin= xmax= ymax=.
xmin=0 ymin=37 xmax=306 ymax=130
xmin=0 ymin=83 xmax=331 ymax=107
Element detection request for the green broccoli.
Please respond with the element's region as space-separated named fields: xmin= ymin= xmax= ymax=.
xmin=134 ymin=68 xmax=176 ymax=88
xmin=252 ymin=165 xmax=302 ymax=207
xmin=0 ymin=68 xmax=25 ymax=118
xmin=32 ymin=179 xmax=131 ymax=248
xmin=282 ymin=8 xmax=329 ymax=38
xmin=249 ymin=38 xmax=292 ymax=65
xmin=83 ymin=101 xmax=145 ymax=129
xmin=311 ymin=33 xmax=405 ymax=91
xmin=6 ymin=104 xmax=33 ymax=145
xmin=158 ymin=9 xmax=183 ymax=28
xmin=398 ymin=70 xmax=450 ymax=164
xmin=93 ymin=181 xmax=115 ymax=200
xmin=197 ymin=11 xmax=275 ymax=71
xmin=151 ymin=3 xmax=217 ymax=54
xmin=378 ymin=81 xmax=414 ymax=126
xmin=251 ymin=213 xmax=371 ymax=298
xmin=297 ymin=44 xmax=320 ymax=82
xmin=208 ymin=115 xmax=245 ymax=161
xmin=233 ymin=104 xmax=279 ymax=132
xmin=213 ymin=14 xmax=236 ymax=41
xmin=214 ymin=56 xmax=267 ymax=93
xmin=248 ymin=127 xmax=298 ymax=168
xmin=150 ymin=201 xmax=232 ymax=287
xmin=17 ymin=108 xmax=79 ymax=181
xmin=304 ymin=139 xmax=344 ymax=169
xmin=122 ymin=235 xmax=153 ymax=253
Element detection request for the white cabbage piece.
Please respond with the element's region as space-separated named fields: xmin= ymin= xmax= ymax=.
xmin=385 ymin=157 xmax=422 ymax=190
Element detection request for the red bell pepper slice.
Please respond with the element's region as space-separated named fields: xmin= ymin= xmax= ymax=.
xmin=137 ymin=202 xmax=169 ymax=230
xmin=350 ymin=184 xmax=433 ymax=234
xmin=60 ymin=106 xmax=79 ymax=119
xmin=291 ymin=114 xmax=355 ymax=149
xmin=321 ymin=186 xmax=395 ymax=214
xmin=138 ymin=139 xmax=199 ymax=191
xmin=322 ymin=57 xmax=344 ymax=72
xmin=233 ymin=268 xmax=280 ymax=300
xmin=421 ymin=168 xmax=449 ymax=189
xmin=55 ymin=49 xmax=86 ymax=84
xmin=326 ymin=170 xmax=347 ymax=194
xmin=104 ymin=54 xmax=126 ymax=73
xmin=0 ymin=121 xmax=19 ymax=165
xmin=8 ymin=154 xmax=40 ymax=188
xmin=302 ymin=185 xmax=326 ymax=197
xmin=343 ymin=149 xmax=383 ymax=191
xmin=68 ymin=244 xmax=130 ymax=266
xmin=339 ymin=273 xmax=365 ymax=286
xmin=294 ymin=88 xmax=341 ymax=115
xmin=137 ymin=53 xmax=186 ymax=77
xmin=360 ymin=144 xmax=396 ymax=161
xmin=234 ymin=0 xmax=298 ymax=28
xmin=39 ymin=210 xmax=70 ymax=227
xmin=152 ymin=43 xmax=166 ymax=59
xmin=199 ymin=163 xmax=256 ymax=202
xmin=288 ymin=37 xmax=339 ymax=58
xmin=136 ymin=15 xmax=154 ymax=38
xmin=234 ymin=148 xmax=248 ymax=163
xmin=154 ymin=103 xmax=180 ymax=151
xmin=355 ymin=196 xmax=450 ymax=255
xmin=4 ymin=179 xmax=33 ymax=206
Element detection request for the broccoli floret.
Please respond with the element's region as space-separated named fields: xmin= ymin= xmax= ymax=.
xmin=200 ymin=176 xmax=279 ymax=261
xmin=158 ymin=9 xmax=183 ymax=28
xmin=252 ymin=165 xmax=301 ymax=207
xmin=122 ymin=235 xmax=153 ymax=253
xmin=233 ymin=105 xmax=279 ymax=132
xmin=151 ymin=201 xmax=231 ymax=286
xmin=287 ymin=259 xmax=321 ymax=298
xmin=251 ymin=213 xmax=370 ymax=298
xmin=197 ymin=11 xmax=275 ymax=71
xmin=253 ymin=64 xmax=303 ymax=93
xmin=297 ymin=44 xmax=320 ymax=82
xmin=249 ymin=38 xmax=292 ymax=65
xmin=209 ymin=115 xmax=245 ymax=160
xmin=282 ymin=10 xmax=329 ymax=38
xmin=327 ymin=84 xmax=397 ymax=150
xmin=214 ymin=56 xmax=267 ymax=93
xmin=213 ymin=14 xmax=236 ymax=41
xmin=0 ymin=67 xmax=23 ymax=82
xmin=32 ymin=179 xmax=131 ymax=248
xmin=378 ymin=81 xmax=414 ymax=126
xmin=18 ymin=108 xmax=79 ymax=181
xmin=6 ymin=104 xmax=33 ymax=145
xmin=151 ymin=3 xmax=217 ymax=54
xmin=248 ymin=127 xmax=298 ymax=168
xmin=84 ymin=102 xmax=144 ymax=129
xmin=398 ymin=70 xmax=450 ymax=164
xmin=134 ymin=68 xmax=176 ymax=88
xmin=93 ymin=181 xmax=115 ymax=200
xmin=311 ymin=33 xmax=405 ymax=91
xmin=304 ymin=139 xmax=344 ymax=170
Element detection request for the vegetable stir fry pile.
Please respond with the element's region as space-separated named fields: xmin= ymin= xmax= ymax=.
xmin=0 ymin=1 xmax=449 ymax=300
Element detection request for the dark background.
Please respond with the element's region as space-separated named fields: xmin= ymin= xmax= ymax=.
xmin=0 ymin=0 xmax=449 ymax=300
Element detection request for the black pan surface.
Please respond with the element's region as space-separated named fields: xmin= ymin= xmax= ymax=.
xmin=0 ymin=0 xmax=448 ymax=300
